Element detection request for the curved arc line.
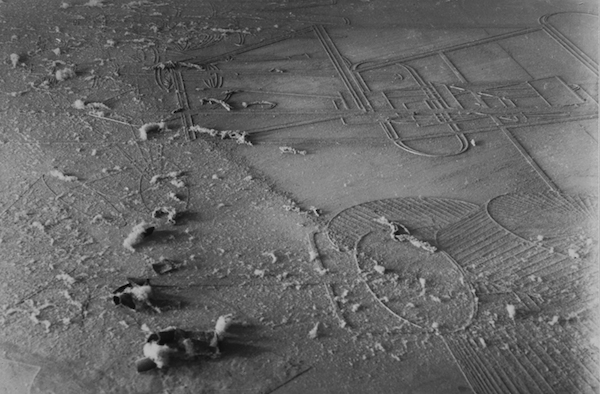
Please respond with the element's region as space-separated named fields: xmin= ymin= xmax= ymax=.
xmin=353 ymin=231 xmax=425 ymax=330
xmin=484 ymin=193 xmax=581 ymax=259
xmin=437 ymin=251 xmax=479 ymax=333
xmin=538 ymin=12 xmax=598 ymax=76
xmin=382 ymin=120 xmax=469 ymax=157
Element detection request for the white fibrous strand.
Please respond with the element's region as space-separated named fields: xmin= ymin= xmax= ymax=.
xmin=308 ymin=206 xmax=321 ymax=216
xmin=419 ymin=277 xmax=427 ymax=297
xmin=73 ymin=99 xmax=110 ymax=111
xmin=200 ymin=98 xmax=232 ymax=111
xmin=83 ymin=0 xmax=105 ymax=6
xmin=49 ymin=169 xmax=78 ymax=182
xmin=178 ymin=61 xmax=205 ymax=70
xmin=279 ymin=146 xmax=307 ymax=155
xmin=149 ymin=171 xmax=183 ymax=185
xmin=189 ymin=125 xmax=252 ymax=146
xmin=374 ymin=216 xmax=437 ymax=253
xmin=374 ymin=216 xmax=410 ymax=238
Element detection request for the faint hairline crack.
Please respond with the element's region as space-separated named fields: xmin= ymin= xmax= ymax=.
xmin=0 ymin=176 xmax=43 ymax=218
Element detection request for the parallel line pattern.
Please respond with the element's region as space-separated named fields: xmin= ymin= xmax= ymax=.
xmin=327 ymin=197 xmax=479 ymax=250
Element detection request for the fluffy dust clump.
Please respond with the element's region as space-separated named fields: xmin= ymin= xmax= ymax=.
xmin=49 ymin=169 xmax=78 ymax=182
xmin=308 ymin=322 xmax=320 ymax=339
xmin=150 ymin=171 xmax=183 ymax=185
xmin=83 ymin=0 xmax=105 ymax=6
xmin=123 ymin=222 xmax=154 ymax=252
xmin=139 ymin=122 xmax=166 ymax=141
xmin=506 ymin=304 xmax=516 ymax=320
xmin=214 ymin=314 xmax=234 ymax=338
xmin=10 ymin=53 xmax=20 ymax=68
xmin=73 ymin=99 xmax=86 ymax=109
xmin=142 ymin=342 xmax=174 ymax=369
xmin=170 ymin=179 xmax=185 ymax=188
xmin=130 ymin=283 xmax=152 ymax=302
xmin=55 ymin=67 xmax=76 ymax=81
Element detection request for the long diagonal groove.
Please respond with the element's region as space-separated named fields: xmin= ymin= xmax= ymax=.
xmin=313 ymin=24 xmax=372 ymax=112
xmin=0 ymin=176 xmax=43 ymax=217
xmin=172 ymin=70 xmax=195 ymax=141
xmin=439 ymin=251 xmax=478 ymax=332
xmin=443 ymin=336 xmax=509 ymax=394
xmin=246 ymin=116 xmax=342 ymax=136
xmin=442 ymin=337 xmax=478 ymax=394
xmin=357 ymin=26 xmax=542 ymax=72
xmin=491 ymin=117 xmax=561 ymax=193
xmin=175 ymin=25 xmax=316 ymax=64
xmin=392 ymin=112 xmax=598 ymax=143
xmin=539 ymin=14 xmax=598 ymax=76
xmin=439 ymin=51 xmax=468 ymax=83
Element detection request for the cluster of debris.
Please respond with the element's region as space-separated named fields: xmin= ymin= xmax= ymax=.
xmin=111 ymin=276 xmax=235 ymax=372
xmin=111 ymin=155 xmax=242 ymax=372
xmin=279 ymin=146 xmax=307 ymax=155
xmin=113 ymin=278 xmax=159 ymax=313
xmin=111 ymin=262 xmax=235 ymax=372
xmin=152 ymin=206 xmax=179 ymax=225
xmin=3 ymin=14 xmax=334 ymax=381
xmin=374 ymin=216 xmax=437 ymax=253
xmin=137 ymin=314 xmax=233 ymax=372
xmin=72 ymin=99 xmax=111 ymax=117
xmin=189 ymin=125 xmax=252 ymax=146
xmin=200 ymin=97 xmax=232 ymax=111
xmin=151 ymin=60 xmax=206 ymax=71
xmin=283 ymin=201 xmax=321 ymax=217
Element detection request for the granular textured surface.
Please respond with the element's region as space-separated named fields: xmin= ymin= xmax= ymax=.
xmin=0 ymin=0 xmax=597 ymax=393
